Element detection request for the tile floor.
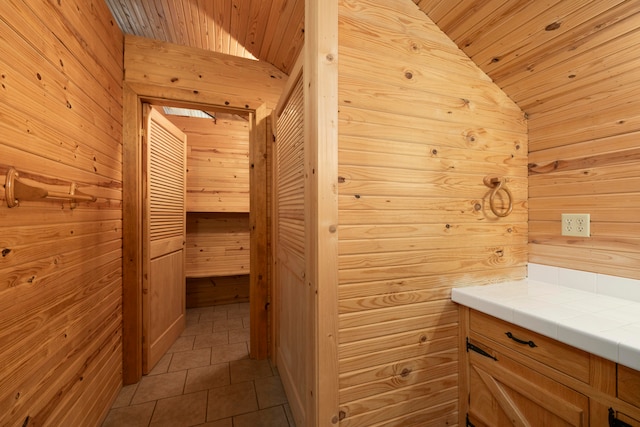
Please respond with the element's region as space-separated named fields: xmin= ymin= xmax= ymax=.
xmin=102 ymin=303 xmax=296 ymax=427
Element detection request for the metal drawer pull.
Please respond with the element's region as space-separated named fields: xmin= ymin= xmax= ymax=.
xmin=505 ymin=332 xmax=537 ymax=348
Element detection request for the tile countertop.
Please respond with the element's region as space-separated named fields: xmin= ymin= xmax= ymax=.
xmin=451 ymin=279 xmax=640 ymax=372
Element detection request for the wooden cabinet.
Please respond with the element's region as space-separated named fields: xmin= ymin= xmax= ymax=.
xmin=461 ymin=307 xmax=640 ymax=427
xmin=466 ymin=311 xmax=589 ymax=426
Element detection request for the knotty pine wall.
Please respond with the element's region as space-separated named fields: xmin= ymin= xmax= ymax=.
xmin=171 ymin=113 xmax=251 ymax=213
xmin=527 ymin=67 xmax=640 ymax=279
xmin=336 ymin=1 xmax=528 ymax=425
xmin=124 ymin=35 xmax=286 ymax=112
xmin=0 ymin=1 xmax=123 ymax=426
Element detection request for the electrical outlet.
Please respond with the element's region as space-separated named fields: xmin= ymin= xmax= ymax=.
xmin=561 ymin=213 xmax=590 ymax=237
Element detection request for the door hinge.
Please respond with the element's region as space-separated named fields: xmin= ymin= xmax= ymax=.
xmin=466 ymin=337 xmax=497 ymax=361
xmin=466 ymin=413 xmax=476 ymax=427
xmin=609 ymin=408 xmax=633 ymax=427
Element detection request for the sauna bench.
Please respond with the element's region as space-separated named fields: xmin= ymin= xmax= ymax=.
xmin=452 ymin=279 xmax=640 ymax=372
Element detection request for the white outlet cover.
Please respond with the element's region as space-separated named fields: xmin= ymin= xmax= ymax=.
xmin=562 ymin=213 xmax=590 ymax=237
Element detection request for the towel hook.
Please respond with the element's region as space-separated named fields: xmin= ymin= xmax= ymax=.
xmin=483 ymin=175 xmax=513 ymax=217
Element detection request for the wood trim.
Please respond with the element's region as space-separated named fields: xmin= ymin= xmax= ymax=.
xmin=122 ymin=83 xmax=143 ymax=384
xmin=250 ymin=104 xmax=269 ymax=359
xmin=275 ymin=51 xmax=305 ymax=118
xmin=458 ymin=305 xmax=470 ymax=426
xmin=306 ymin=0 xmax=340 ymax=425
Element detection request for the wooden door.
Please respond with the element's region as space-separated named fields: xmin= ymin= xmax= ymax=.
xmin=142 ymin=105 xmax=187 ymax=374
xmin=468 ymin=340 xmax=589 ymax=426
xmin=274 ymin=72 xmax=310 ymax=426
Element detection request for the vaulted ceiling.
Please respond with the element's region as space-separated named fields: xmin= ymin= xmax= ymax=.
xmin=105 ymin=0 xmax=640 ymax=119
xmin=104 ymin=0 xmax=304 ymax=75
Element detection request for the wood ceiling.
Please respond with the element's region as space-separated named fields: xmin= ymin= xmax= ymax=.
xmin=414 ymin=0 xmax=640 ymax=119
xmin=105 ymin=0 xmax=640 ymax=120
xmin=104 ymin=0 xmax=304 ymax=75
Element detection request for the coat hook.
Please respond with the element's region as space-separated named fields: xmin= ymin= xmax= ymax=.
xmin=483 ymin=175 xmax=513 ymax=217
xmin=4 ymin=167 xmax=96 ymax=208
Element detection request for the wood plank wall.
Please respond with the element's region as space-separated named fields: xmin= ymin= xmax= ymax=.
xmin=124 ymin=35 xmax=287 ymax=111
xmin=527 ymin=34 xmax=640 ymax=280
xmin=0 ymin=1 xmax=123 ymax=425
xmin=170 ymin=113 xmax=251 ymax=213
xmin=185 ymin=213 xmax=250 ymax=277
xmin=336 ymin=1 xmax=528 ymax=425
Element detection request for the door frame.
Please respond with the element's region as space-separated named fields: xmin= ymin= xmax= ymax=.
xmin=122 ymin=87 xmax=270 ymax=384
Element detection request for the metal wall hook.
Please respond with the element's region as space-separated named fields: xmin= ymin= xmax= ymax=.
xmin=484 ymin=175 xmax=513 ymax=217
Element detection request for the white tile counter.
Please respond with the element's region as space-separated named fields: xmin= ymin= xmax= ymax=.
xmin=451 ymin=264 xmax=640 ymax=372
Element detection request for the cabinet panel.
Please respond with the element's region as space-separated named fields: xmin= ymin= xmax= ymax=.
xmin=611 ymin=409 xmax=640 ymax=427
xmin=470 ymin=310 xmax=590 ymax=383
xmin=619 ymin=364 xmax=640 ymax=409
xmin=468 ymin=338 xmax=589 ymax=426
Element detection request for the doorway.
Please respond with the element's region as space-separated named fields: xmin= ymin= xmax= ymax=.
xmin=122 ymin=91 xmax=270 ymax=384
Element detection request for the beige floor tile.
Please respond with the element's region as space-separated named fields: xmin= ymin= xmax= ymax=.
xmin=167 ymin=335 xmax=196 ymax=353
xmin=200 ymin=310 xmax=228 ymax=322
xmin=188 ymin=307 xmax=215 ymax=316
xmin=149 ymin=390 xmax=208 ymax=427
xmin=110 ymin=383 xmax=138 ymax=408
xmin=181 ymin=321 xmax=214 ymax=336
xmin=213 ymin=318 xmax=244 ymax=331
xmin=228 ymin=328 xmax=250 ymax=344
xmin=184 ymin=363 xmax=231 ymax=393
xmin=227 ymin=308 xmax=249 ymax=320
xmin=169 ymin=348 xmax=212 ymax=372
xmin=230 ymin=359 xmax=273 ymax=383
xmin=105 ymin=306 xmax=294 ymax=427
xmin=193 ymin=331 xmax=229 ymax=349
xmin=131 ymin=371 xmax=187 ymax=404
xmin=215 ymin=303 xmax=238 ymax=312
xmin=186 ymin=312 xmax=200 ymax=326
xmin=255 ymin=376 xmax=288 ymax=409
xmin=148 ymin=352 xmax=172 ymax=376
xmin=233 ymin=406 xmax=290 ymax=427
xmin=207 ymin=381 xmax=258 ymax=421
xmin=211 ymin=342 xmax=249 ymax=364
xmin=102 ymin=401 xmax=155 ymax=427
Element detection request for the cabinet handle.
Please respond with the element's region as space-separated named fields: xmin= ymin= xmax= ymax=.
xmin=505 ymin=332 xmax=537 ymax=348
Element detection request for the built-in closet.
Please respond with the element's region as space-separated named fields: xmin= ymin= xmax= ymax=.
xmin=162 ymin=107 xmax=251 ymax=308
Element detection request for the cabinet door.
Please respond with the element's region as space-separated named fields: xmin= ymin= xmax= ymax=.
xmin=468 ymin=339 xmax=589 ymax=426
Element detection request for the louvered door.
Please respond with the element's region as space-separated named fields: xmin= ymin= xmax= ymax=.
xmin=274 ymin=73 xmax=309 ymax=426
xmin=142 ymin=105 xmax=187 ymax=374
